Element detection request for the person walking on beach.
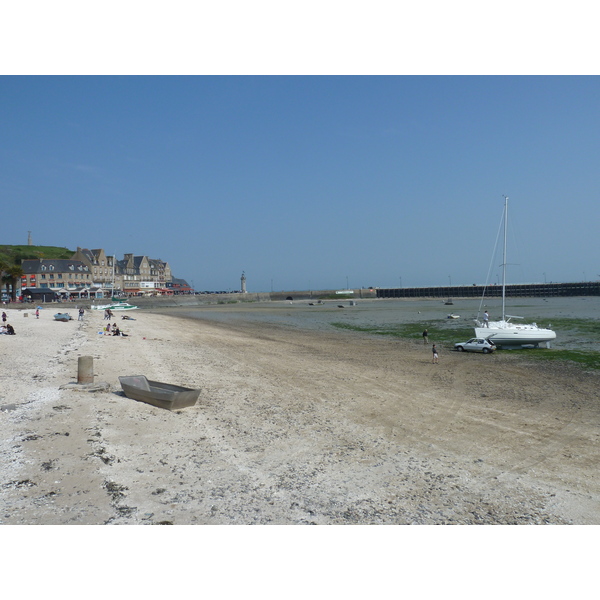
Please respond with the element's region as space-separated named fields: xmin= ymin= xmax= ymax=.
xmin=483 ymin=311 xmax=489 ymax=327
xmin=78 ymin=307 xmax=85 ymax=321
xmin=104 ymin=309 xmax=110 ymax=320
xmin=423 ymin=329 xmax=428 ymax=344
xmin=432 ymin=344 xmax=439 ymax=363
xmin=35 ymin=308 xmax=40 ymax=319
xmin=2 ymin=311 xmax=6 ymax=324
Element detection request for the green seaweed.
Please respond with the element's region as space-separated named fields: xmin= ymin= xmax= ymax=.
xmin=331 ymin=320 xmax=472 ymax=345
xmin=528 ymin=349 xmax=600 ymax=370
xmin=331 ymin=318 xmax=600 ymax=371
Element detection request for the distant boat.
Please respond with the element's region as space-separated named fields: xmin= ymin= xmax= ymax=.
xmin=447 ymin=314 xmax=460 ymax=319
xmin=119 ymin=375 xmax=201 ymax=411
xmin=444 ymin=299 xmax=454 ymax=305
xmin=474 ymin=197 xmax=556 ymax=348
xmin=92 ymin=301 xmax=139 ymax=311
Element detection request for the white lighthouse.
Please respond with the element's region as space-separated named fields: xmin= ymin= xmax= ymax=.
xmin=241 ymin=271 xmax=247 ymax=293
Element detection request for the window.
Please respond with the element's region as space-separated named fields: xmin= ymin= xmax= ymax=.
xmin=49 ymin=274 xmax=54 ymax=279
xmin=41 ymin=274 xmax=46 ymax=280
xmin=41 ymin=265 xmax=46 ymax=271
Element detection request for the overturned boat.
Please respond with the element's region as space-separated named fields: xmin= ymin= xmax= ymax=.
xmin=118 ymin=375 xmax=201 ymax=410
xmin=54 ymin=313 xmax=72 ymax=321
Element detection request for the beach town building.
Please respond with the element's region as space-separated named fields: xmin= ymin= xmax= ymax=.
xmin=71 ymin=249 xmax=173 ymax=296
xmin=71 ymin=248 xmax=121 ymax=291
xmin=20 ymin=258 xmax=101 ymax=301
xmin=166 ymin=277 xmax=193 ymax=294
xmin=17 ymin=248 xmax=176 ymax=300
xmin=117 ymin=253 xmax=172 ymax=295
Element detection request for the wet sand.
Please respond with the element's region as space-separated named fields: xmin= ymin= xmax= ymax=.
xmin=1 ymin=300 xmax=599 ymax=525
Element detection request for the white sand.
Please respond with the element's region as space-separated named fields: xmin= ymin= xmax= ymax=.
xmin=1 ymin=302 xmax=599 ymax=525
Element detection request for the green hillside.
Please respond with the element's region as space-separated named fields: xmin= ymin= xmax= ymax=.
xmin=0 ymin=245 xmax=74 ymax=266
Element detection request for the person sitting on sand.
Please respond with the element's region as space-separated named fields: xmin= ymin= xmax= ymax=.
xmin=6 ymin=323 xmax=15 ymax=335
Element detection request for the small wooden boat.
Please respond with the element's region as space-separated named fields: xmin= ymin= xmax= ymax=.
xmin=54 ymin=313 xmax=72 ymax=321
xmin=118 ymin=375 xmax=201 ymax=410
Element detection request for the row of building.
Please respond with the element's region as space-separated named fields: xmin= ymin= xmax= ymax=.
xmin=19 ymin=247 xmax=192 ymax=300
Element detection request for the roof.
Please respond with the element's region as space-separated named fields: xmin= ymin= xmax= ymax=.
xmin=21 ymin=259 xmax=89 ymax=274
xmin=170 ymin=278 xmax=190 ymax=287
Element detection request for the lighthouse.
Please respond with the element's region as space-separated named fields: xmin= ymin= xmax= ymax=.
xmin=241 ymin=271 xmax=247 ymax=293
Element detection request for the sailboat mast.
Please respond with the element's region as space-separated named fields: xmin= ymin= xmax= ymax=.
xmin=501 ymin=195 xmax=508 ymax=321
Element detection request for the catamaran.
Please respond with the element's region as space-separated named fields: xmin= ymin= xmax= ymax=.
xmin=474 ymin=196 xmax=556 ymax=348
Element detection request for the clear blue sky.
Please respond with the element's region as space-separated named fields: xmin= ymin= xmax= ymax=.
xmin=2 ymin=75 xmax=599 ymax=292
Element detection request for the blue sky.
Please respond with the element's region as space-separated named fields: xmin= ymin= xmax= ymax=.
xmin=2 ymin=75 xmax=599 ymax=292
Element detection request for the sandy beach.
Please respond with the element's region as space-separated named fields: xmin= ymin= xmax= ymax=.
xmin=1 ymin=301 xmax=599 ymax=525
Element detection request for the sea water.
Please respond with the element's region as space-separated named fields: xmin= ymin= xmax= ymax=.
xmin=164 ymin=295 xmax=600 ymax=352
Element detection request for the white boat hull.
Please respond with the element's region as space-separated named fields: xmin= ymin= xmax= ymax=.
xmin=475 ymin=323 xmax=556 ymax=347
xmin=91 ymin=302 xmax=138 ymax=311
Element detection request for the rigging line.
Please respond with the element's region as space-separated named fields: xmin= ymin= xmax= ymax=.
xmin=477 ymin=201 xmax=505 ymax=319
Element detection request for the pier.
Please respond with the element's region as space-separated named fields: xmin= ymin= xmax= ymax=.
xmin=376 ymin=281 xmax=600 ymax=299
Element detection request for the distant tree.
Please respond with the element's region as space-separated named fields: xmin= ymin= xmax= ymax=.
xmin=5 ymin=265 xmax=24 ymax=300
xmin=0 ymin=260 xmax=8 ymax=297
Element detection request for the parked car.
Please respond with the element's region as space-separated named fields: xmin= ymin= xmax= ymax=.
xmin=454 ymin=338 xmax=496 ymax=353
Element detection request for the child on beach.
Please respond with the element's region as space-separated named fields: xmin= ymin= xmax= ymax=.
xmin=432 ymin=344 xmax=439 ymax=363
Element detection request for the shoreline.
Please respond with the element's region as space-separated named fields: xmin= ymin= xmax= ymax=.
xmin=1 ymin=304 xmax=599 ymax=524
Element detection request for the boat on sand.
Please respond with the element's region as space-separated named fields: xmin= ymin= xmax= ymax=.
xmin=474 ymin=197 xmax=556 ymax=348
xmin=118 ymin=375 xmax=200 ymax=410
xmin=92 ymin=301 xmax=139 ymax=311
xmin=54 ymin=313 xmax=72 ymax=321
